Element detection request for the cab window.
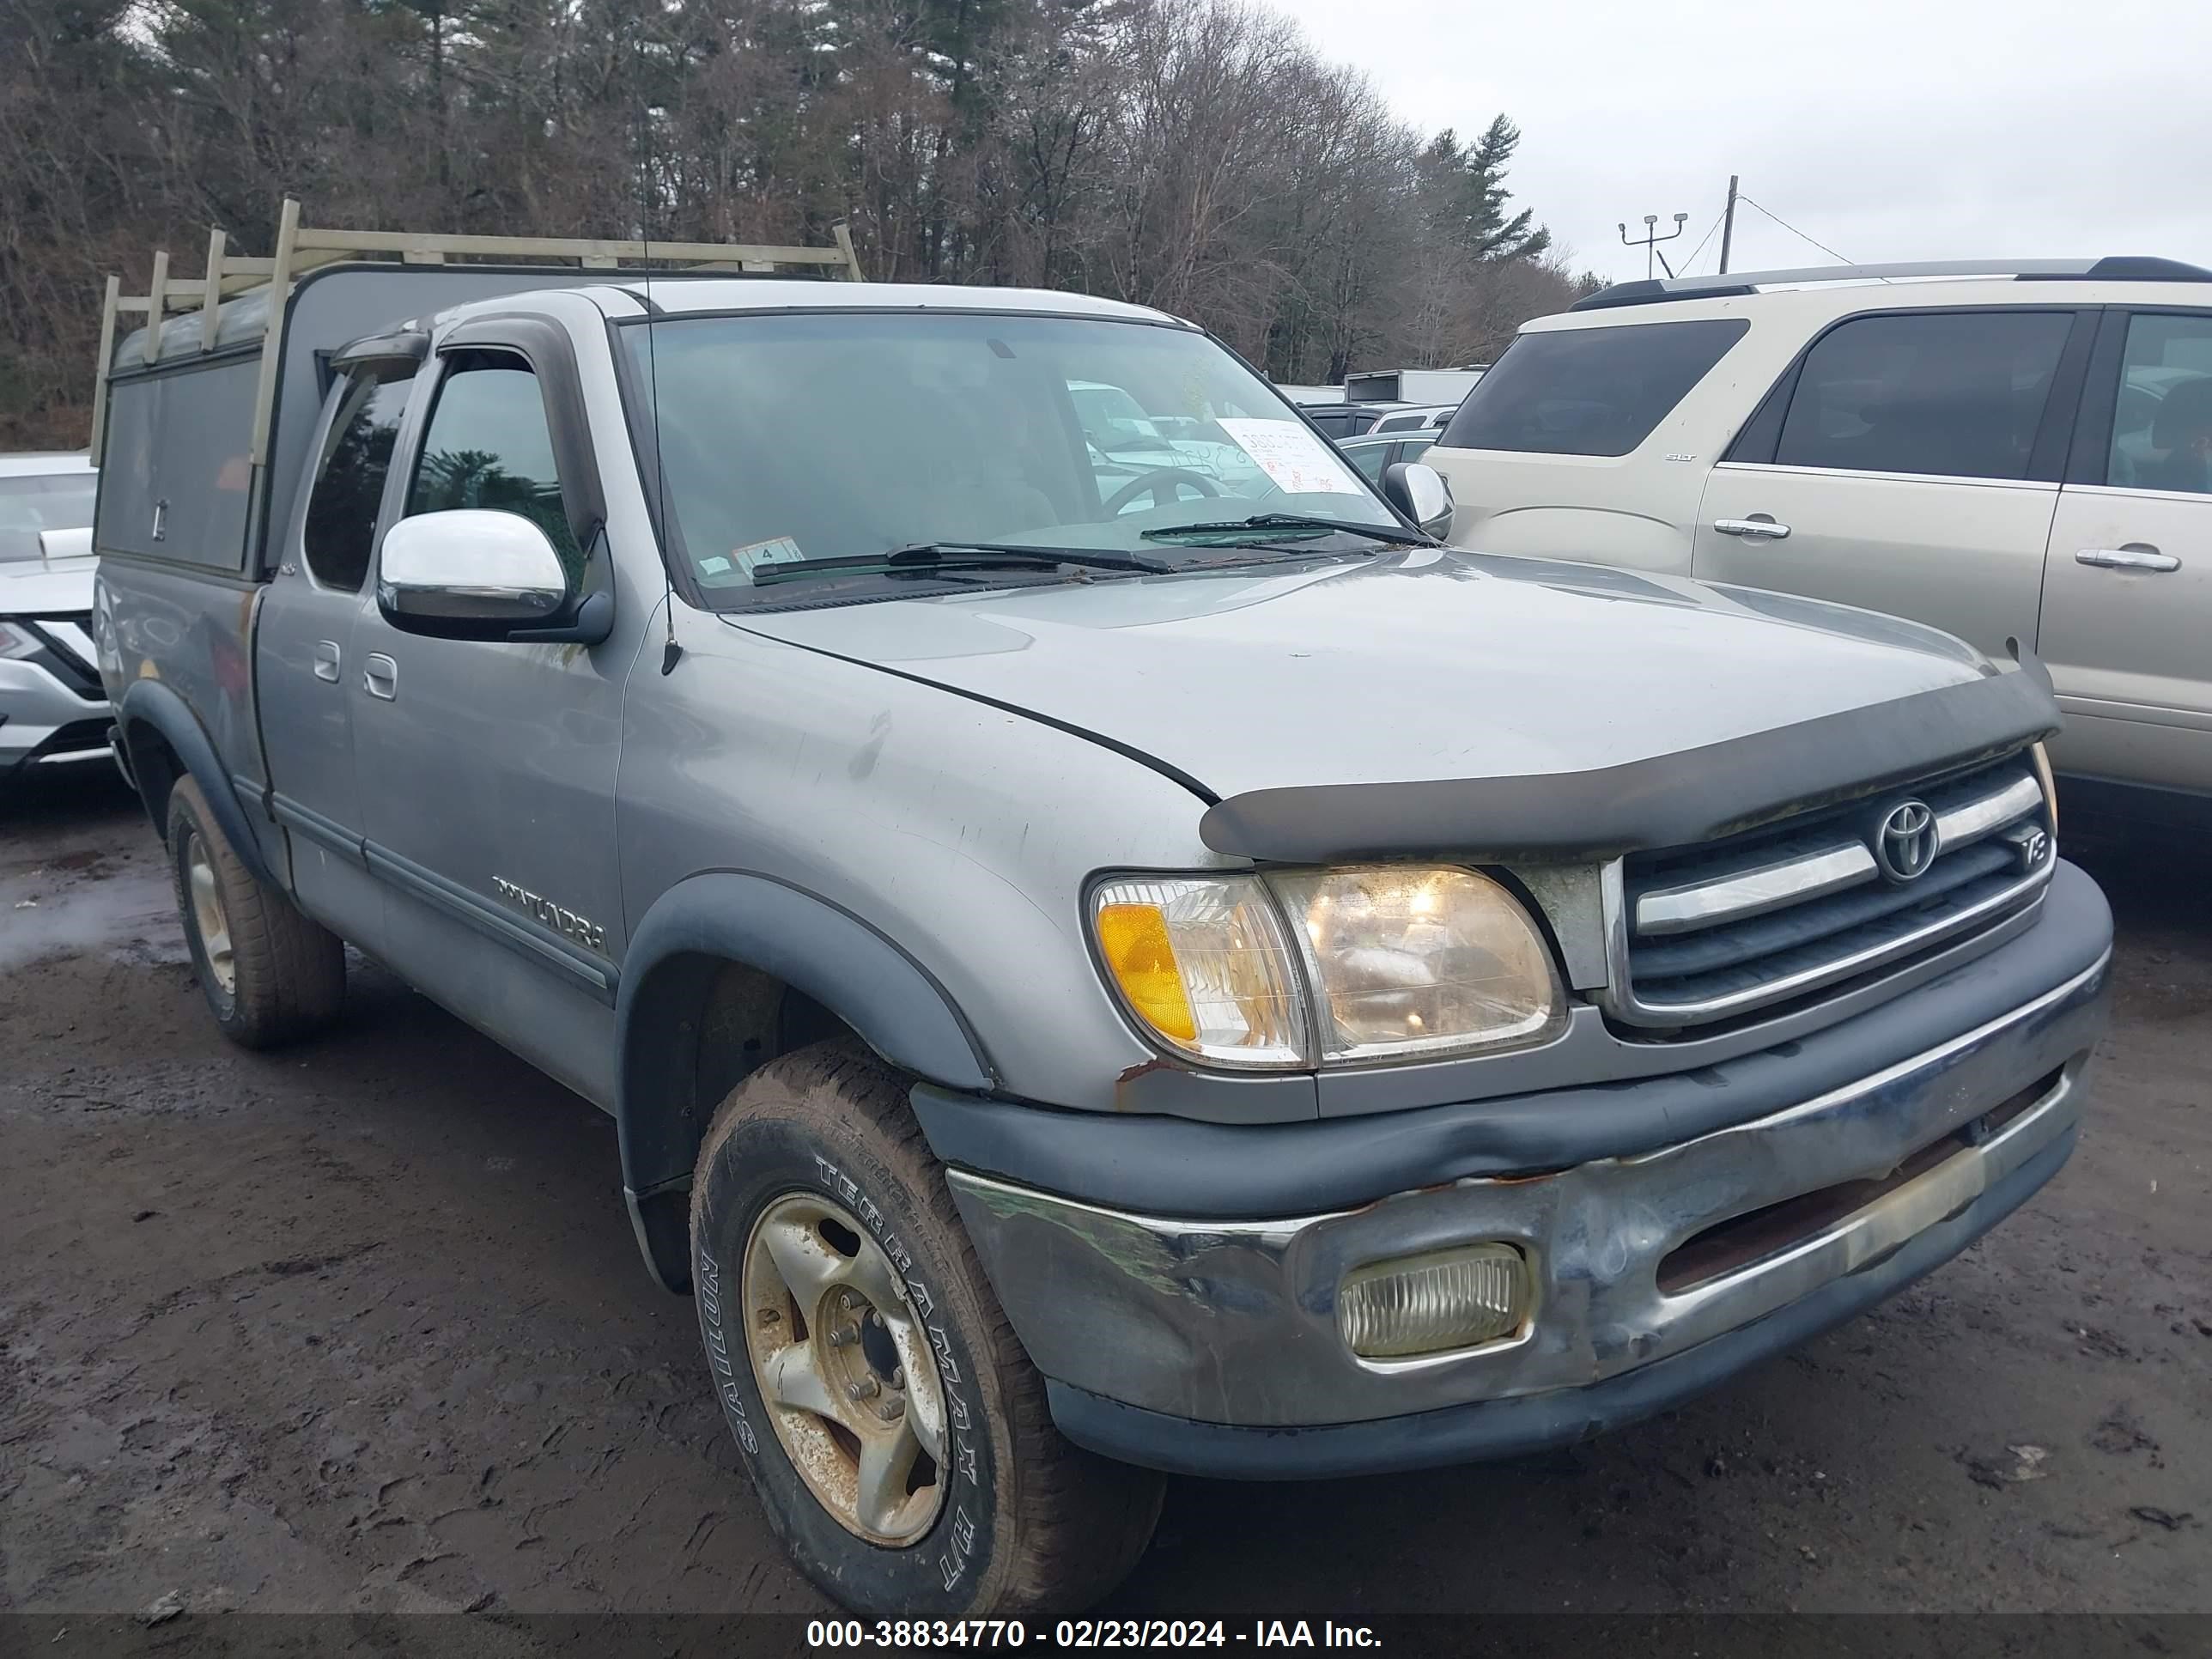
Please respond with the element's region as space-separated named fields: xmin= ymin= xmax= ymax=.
xmin=301 ymin=367 xmax=414 ymax=591
xmin=404 ymin=356 xmax=582 ymax=577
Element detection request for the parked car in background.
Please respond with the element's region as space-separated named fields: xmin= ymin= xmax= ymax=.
xmin=1336 ymin=430 xmax=1437 ymax=484
xmin=1303 ymin=400 xmax=1419 ymax=440
xmin=1426 ymin=258 xmax=2212 ymax=817
xmin=1365 ymin=404 xmax=1459 ymax=434
xmin=1 ymin=453 xmax=108 ymax=779
xmin=1312 ymin=401 xmax=1462 ymax=441
xmin=0 ymin=453 xmax=96 ymax=562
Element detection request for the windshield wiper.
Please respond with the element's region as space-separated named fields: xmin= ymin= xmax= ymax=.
xmin=750 ymin=541 xmax=1172 ymax=587
xmin=1139 ymin=513 xmax=1436 ymax=549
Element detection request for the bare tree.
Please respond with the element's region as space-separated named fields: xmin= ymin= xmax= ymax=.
xmin=0 ymin=0 xmax=1579 ymax=448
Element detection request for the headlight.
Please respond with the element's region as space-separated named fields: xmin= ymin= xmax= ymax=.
xmin=1273 ymin=866 xmax=1564 ymax=1062
xmin=1091 ymin=876 xmax=1307 ymax=1067
xmin=1089 ymin=866 xmax=1564 ymax=1068
xmin=0 ymin=621 xmax=43 ymax=660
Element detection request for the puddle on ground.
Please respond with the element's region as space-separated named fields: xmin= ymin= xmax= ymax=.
xmin=0 ymin=860 xmax=187 ymax=971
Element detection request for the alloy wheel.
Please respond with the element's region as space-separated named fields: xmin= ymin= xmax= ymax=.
xmin=740 ymin=1191 xmax=950 ymax=1544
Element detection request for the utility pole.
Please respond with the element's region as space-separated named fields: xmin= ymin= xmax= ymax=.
xmin=1619 ymin=213 xmax=1688 ymax=281
xmin=1719 ymin=174 xmax=1740 ymax=274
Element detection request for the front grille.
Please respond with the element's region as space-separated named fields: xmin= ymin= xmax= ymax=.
xmin=11 ymin=613 xmax=103 ymax=698
xmin=1603 ymin=752 xmax=2054 ymax=1032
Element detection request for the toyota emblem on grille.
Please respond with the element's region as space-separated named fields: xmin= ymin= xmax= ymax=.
xmin=1874 ymin=799 xmax=1938 ymax=883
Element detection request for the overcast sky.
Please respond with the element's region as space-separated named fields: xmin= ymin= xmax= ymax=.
xmin=1266 ymin=0 xmax=2212 ymax=286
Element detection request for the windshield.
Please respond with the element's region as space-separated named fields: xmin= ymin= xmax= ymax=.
xmin=624 ymin=311 xmax=1395 ymax=604
xmin=0 ymin=471 xmax=97 ymax=562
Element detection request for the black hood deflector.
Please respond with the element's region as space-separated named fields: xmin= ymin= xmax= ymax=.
xmin=1199 ymin=659 xmax=2060 ymax=864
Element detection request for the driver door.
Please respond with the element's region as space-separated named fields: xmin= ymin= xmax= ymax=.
xmin=349 ymin=343 xmax=629 ymax=1106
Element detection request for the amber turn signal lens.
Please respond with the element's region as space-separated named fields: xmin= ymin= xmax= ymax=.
xmin=1095 ymin=902 xmax=1196 ymax=1042
xmin=1089 ymin=877 xmax=1307 ymax=1067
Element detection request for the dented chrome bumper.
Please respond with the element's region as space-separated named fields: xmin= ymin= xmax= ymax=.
xmin=948 ymin=947 xmax=2108 ymax=1453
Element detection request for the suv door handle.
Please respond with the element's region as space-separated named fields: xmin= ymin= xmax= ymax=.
xmin=2075 ymin=545 xmax=2179 ymax=573
xmin=313 ymin=640 xmax=341 ymax=683
xmin=1713 ymin=517 xmax=1791 ymax=541
xmin=363 ymin=653 xmax=398 ymax=700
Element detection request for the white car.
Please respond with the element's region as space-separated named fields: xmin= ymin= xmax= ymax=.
xmin=1364 ymin=404 xmax=1460 ymax=434
xmin=1426 ymin=257 xmax=2212 ymax=813
xmin=1 ymin=453 xmax=107 ymax=779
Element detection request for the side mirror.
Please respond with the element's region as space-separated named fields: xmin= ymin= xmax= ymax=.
xmin=1381 ymin=460 xmax=1455 ymax=539
xmin=377 ymin=509 xmax=607 ymax=642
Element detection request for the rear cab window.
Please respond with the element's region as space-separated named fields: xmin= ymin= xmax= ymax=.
xmin=301 ymin=368 xmax=416 ymax=591
xmin=1440 ymin=318 xmax=1748 ymax=457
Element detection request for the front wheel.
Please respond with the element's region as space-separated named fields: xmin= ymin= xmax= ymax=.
xmin=690 ymin=1040 xmax=1161 ymax=1616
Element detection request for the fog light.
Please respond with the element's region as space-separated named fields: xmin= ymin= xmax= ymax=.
xmin=1338 ymin=1243 xmax=1529 ymax=1359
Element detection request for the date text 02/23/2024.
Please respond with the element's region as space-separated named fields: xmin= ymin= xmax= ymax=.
xmin=805 ymin=1621 xmax=1383 ymax=1649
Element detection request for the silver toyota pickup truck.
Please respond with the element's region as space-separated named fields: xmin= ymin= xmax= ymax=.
xmin=91 ymin=210 xmax=2112 ymax=1618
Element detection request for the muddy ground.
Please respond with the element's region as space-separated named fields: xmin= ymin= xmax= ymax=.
xmin=2 ymin=768 xmax=2207 ymax=1630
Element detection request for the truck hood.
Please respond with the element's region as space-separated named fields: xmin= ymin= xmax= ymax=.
xmin=732 ymin=550 xmax=1997 ymax=801
xmin=0 ymin=554 xmax=96 ymax=617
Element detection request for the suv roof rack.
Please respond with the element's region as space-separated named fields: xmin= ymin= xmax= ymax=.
xmin=91 ymin=198 xmax=863 ymax=467
xmin=1570 ymin=256 xmax=2212 ymax=313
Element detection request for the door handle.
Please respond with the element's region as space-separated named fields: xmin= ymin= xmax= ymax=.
xmin=313 ymin=640 xmax=341 ymax=683
xmin=1713 ymin=517 xmax=1791 ymax=541
xmin=363 ymin=653 xmax=398 ymax=700
xmin=2075 ymin=545 xmax=2179 ymax=573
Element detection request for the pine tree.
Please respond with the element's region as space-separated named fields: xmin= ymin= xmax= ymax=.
xmin=1418 ymin=114 xmax=1550 ymax=264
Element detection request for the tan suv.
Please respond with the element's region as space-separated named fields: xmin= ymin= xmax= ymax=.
xmin=1426 ymin=258 xmax=2212 ymax=817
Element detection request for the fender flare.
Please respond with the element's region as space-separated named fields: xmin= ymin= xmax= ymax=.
xmin=115 ymin=679 xmax=276 ymax=889
xmin=614 ymin=871 xmax=994 ymax=1290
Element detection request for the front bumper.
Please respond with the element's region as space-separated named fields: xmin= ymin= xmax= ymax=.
xmin=1 ymin=649 xmax=112 ymax=777
xmin=940 ymin=865 xmax=2112 ymax=1478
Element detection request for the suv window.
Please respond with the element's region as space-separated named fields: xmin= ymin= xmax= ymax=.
xmin=2106 ymin=313 xmax=2212 ymax=493
xmin=404 ymin=356 xmax=581 ymax=575
xmin=1344 ymin=441 xmax=1394 ymax=483
xmin=1775 ymin=311 xmax=2070 ymax=482
xmin=302 ymin=368 xmax=414 ymax=590
xmin=1441 ymin=319 xmax=1747 ymax=457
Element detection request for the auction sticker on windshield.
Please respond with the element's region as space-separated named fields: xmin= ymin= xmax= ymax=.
xmin=1214 ymin=419 xmax=1364 ymax=495
xmin=700 ymin=536 xmax=807 ymax=586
